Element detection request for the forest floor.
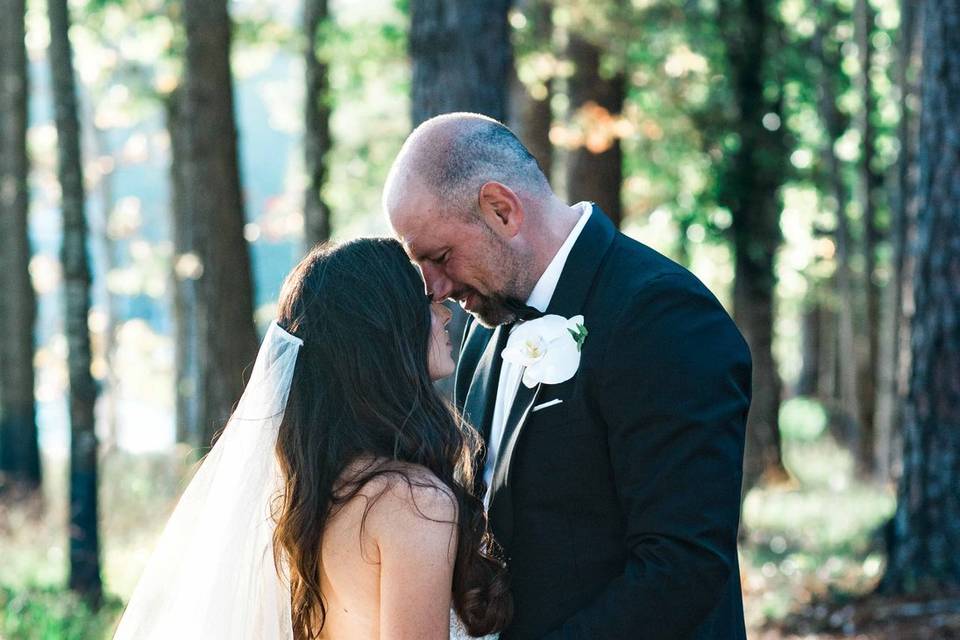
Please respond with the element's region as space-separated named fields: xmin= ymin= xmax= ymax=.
xmin=1 ymin=398 xmax=957 ymax=639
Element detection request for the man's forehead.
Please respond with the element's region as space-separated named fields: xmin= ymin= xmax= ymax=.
xmin=399 ymin=227 xmax=441 ymax=262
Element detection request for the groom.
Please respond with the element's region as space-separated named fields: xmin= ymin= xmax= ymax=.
xmin=386 ymin=113 xmax=751 ymax=639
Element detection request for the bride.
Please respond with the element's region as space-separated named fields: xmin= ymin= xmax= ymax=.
xmin=113 ymin=238 xmax=511 ymax=639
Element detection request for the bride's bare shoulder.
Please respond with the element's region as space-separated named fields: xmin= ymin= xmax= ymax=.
xmin=335 ymin=457 xmax=458 ymax=552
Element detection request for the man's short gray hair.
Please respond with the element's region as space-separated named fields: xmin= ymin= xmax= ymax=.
xmin=386 ymin=113 xmax=552 ymax=219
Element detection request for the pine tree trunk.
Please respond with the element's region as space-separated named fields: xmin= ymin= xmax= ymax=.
xmin=303 ymin=0 xmax=332 ymax=248
xmin=410 ymin=0 xmax=513 ymax=400
xmin=718 ymin=0 xmax=789 ymax=492
xmin=47 ymin=0 xmax=102 ymax=606
xmin=166 ymin=91 xmax=203 ymax=449
xmin=565 ymin=33 xmax=625 ymax=227
xmin=855 ymin=0 xmax=881 ymax=477
xmin=797 ymin=301 xmax=822 ymax=397
xmin=508 ymin=0 xmax=554 ymax=180
xmin=0 ymin=0 xmax=41 ymax=494
xmin=881 ymin=0 xmax=960 ymax=594
xmin=180 ymin=0 xmax=258 ymax=447
xmin=812 ymin=0 xmax=861 ymax=449
xmin=876 ymin=0 xmax=922 ymax=483
xmin=409 ymin=0 xmax=513 ymax=125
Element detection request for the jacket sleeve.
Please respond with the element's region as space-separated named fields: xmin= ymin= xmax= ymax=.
xmin=542 ymin=273 xmax=752 ymax=639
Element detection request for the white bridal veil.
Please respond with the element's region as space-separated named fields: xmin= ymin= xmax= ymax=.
xmin=114 ymin=321 xmax=302 ymax=640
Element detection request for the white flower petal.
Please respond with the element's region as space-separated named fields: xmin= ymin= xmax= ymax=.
xmin=536 ymin=338 xmax=580 ymax=384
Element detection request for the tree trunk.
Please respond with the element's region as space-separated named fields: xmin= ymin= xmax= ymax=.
xmin=797 ymin=301 xmax=822 ymax=397
xmin=303 ymin=0 xmax=332 ymax=248
xmin=508 ymin=0 xmax=554 ymax=181
xmin=409 ymin=0 xmax=513 ymax=125
xmin=409 ymin=0 xmax=514 ymax=400
xmin=165 ymin=91 xmax=203 ymax=448
xmin=854 ymin=0 xmax=882 ymax=477
xmin=812 ymin=0 xmax=860 ymax=450
xmin=47 ymin=0 xmax=102 ymax=606
xmin=565 ymin=32 xmax=625 ymax=227
xmin=0 ymin=0 xmax=41 ymax=494
xmin=876 ymin=0 xmax=922 ymax=483
xmin=718 ymin=0 xmax=789 ymax=492
xmin=881 ymin=0 xmax=960 ymax=594
xmin=179 ymin=0 xmax=258 ymax=448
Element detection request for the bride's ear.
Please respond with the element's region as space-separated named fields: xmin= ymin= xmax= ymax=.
xmin=478 ymin=181 xmax=523 ymax=238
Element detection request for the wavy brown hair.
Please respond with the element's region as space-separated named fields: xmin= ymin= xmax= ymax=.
xmin=270 ymin=238 xmax=511 ymax=639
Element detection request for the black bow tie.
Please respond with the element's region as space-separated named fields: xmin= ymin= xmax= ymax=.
xmin=503 ymin=298 xmax=544 ymax=322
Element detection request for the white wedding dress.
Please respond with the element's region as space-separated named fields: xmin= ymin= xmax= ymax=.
xmin=450 ymin=609 xmax=500 ymax=640
xmin=113 ymin=322 xmax=501 ymax=640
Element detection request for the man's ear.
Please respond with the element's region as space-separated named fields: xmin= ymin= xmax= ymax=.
xmin=478 ymin=181 xmax=523 ymax=238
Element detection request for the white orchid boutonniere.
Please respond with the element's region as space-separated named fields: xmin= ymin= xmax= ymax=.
xmin=501 ymin=314 xmax=588 ymax=388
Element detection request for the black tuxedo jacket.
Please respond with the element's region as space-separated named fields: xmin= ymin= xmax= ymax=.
xmin=455 ymin=206 xmax=751 ymax=639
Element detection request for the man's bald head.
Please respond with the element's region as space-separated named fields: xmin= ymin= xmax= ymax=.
xmin=383 ymin=112 xmax=552 ymax=221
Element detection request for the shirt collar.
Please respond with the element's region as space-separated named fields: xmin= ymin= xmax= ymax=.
xmin=526 ymin=202 xmax=593 ymax=313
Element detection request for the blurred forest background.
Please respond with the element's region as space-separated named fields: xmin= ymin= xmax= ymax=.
xmin=0 ymin=0 xmax=958 ymax=637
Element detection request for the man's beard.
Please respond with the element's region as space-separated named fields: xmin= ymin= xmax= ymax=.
xmin=466 ymin=292 xmax=525 ymax=328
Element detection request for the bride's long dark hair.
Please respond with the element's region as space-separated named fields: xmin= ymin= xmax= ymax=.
xmin=271 ymin=238 xmax=511 ymax=639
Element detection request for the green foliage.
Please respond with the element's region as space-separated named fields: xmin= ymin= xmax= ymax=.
xmin=0 ymin=584 xmax=123 ymax=640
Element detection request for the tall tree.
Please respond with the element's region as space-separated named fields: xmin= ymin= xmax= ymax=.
xmin=166 ymin=90 xmax=202 ymax=448
xmin=565 ymin=27 xmax=625 ymax=226
xmin=854 ymin=0 xmax=882 ymax=477
xmin=0 ymin=0 xmax=41 ymax=494
xmin=409 ymin=0 xmax=513 ymax=125
xmin=178 ymin=0 xmax=258 ymax=447
xmin=717 ymin=0 xmax=790 ymax=491
xmin=509 ymin=0 xmax=554 ymax=180
xmin=303 ymin=0 xmax=332 ymax=248
xmin=875 ymin=0 xmax=922 ymax=481
xmin=409 ymin=0 xmax=513 ymax=399
xmin=811 ymin=0 xmax=861 ymax=449
xmin=881 ymin=0 xmax=960 ymax=594
xmin=47 ymin=0 xmax=102 ymax=605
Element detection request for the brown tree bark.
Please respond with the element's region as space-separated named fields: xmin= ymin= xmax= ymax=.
xmin=812 ymin=0 xmax=861 ymax=449
xmin=854 ymin=0 xmax=882 ymax=477
xmin=303 ymin=0 xmax=332 ymax=248
xmin=565 ymin=32 xmax=625 ymax=227
xmin=875 ymin=0 xmax=922 ymax=483
xmin=797 ymin=302 xmax=822 ymax=397
xmin=165 ymin=90 xmax=203 ymax=448
xmin=47 ymin=0 xmax=102 ymax=605
xmin=409 ymin=0 xmax=513 ymax=125
xmin=179 ymin=0 xmax=258 ymax=448
xmin=508 ymin=0 xmax=554 ymax=180
xmin=717 ymin=0 xmax=789 ymax=492
xmin=409 ymin=0 xmax=513 ymax=400
xmin=0 ymin=0 xmax=41 ymax=494
xmin=881 ymin=0 xmax=960 ymax=594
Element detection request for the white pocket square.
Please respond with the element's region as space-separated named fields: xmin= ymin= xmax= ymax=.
xmin=532 ymin=399 xmax=563 ymax=413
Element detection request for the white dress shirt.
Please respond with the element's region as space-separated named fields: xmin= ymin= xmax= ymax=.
xmin=483 ymin=203 xmax=593 ymax=504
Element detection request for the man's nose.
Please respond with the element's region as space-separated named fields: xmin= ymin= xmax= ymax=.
xmin=421 ymin=264 xmax=454 ymax=301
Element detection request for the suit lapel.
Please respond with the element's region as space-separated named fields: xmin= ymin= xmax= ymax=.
xmin=487 ymin=204 xmax=618 ymax=544
xmin=461 ymin=324 xmax=508 ymax=442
